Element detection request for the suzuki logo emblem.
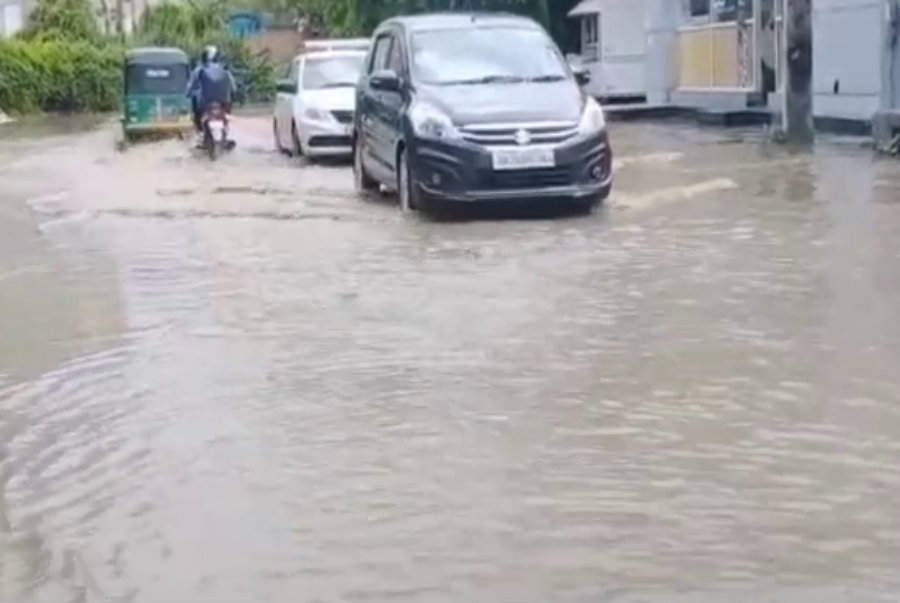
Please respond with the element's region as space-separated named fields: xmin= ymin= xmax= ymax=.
xmin=514 ymin=129 xmax=531 ymax=145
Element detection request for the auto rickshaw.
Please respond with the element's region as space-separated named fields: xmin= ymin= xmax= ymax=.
xmin=121 ymin=47 xmax=193 ymax=144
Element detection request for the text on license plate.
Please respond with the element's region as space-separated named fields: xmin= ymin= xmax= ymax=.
xmin=491 ymin=147 xmax=555 ymax=171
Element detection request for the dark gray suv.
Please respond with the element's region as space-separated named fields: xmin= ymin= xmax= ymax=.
xmin=352 ymin=12 xmax=613 ymax=215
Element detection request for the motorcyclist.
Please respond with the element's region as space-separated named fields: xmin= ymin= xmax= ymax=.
xmin=185 ymin=45 xmax=236 ymax=139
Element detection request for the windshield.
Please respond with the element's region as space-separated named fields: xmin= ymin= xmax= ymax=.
xmin=126 ymin=64 xmax=189 ymax=95
xmin=411 ymin=26 xmax=569 ymax=86
xmin=301 ymin=54 xmax=365 ymax=90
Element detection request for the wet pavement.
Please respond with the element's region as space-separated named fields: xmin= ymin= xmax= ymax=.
xmin=1 ymin=116 xmax=900 ymax=602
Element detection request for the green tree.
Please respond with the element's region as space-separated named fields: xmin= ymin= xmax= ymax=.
xmin=19 ymin=0 xmax=102 ymax=42
xmin=136 ymin=0 xmax=229 ymax=50
xmin=255 ymin=0 xmax=572 ymax=46
xmin=136 ymin=0 xmax=277 ymax=102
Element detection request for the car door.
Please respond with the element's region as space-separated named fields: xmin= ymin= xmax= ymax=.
xmin=291 ymin=58 xmax=307 ymax=135
xmin=379 ymin=32 xmax=409 ymax=181
xmin=275 ymin=59 xmax=300 ymax=145
xmin=357 ymin=32 xmax=394 ymax=181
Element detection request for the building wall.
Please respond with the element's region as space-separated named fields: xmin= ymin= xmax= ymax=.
xmin=0 ymin=0 xmax=24 ymax=37
xmin=246 ymin=27 xmax=302 ymax=64
xmin=644 ymin=0 xmax=757 ymax=110
xmin=644 ymin=0 xmax=886 ymax=123
xmin=886 ymin=0 xmax=900 ymax=110
xmin=644 ymin=0 xmax=679 ymax=104
xmin=812 ymin=0 xmax=884 ymax=120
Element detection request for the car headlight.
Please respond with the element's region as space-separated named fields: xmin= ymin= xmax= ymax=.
xmin=409 ymin=102 xmax=460 ymax=139
xmin=577 ymin=97 xmax=606 ymax=135
xmin=303 ymin=107 xmax=333 ymax=122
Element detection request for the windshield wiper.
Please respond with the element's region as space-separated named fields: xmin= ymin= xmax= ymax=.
xmin=320 ymin=82 xmax=357 ymax=88
xmin=446 ymin=75 xmax=525 ymax=85
xmin=529 ymin=74 xmax=567 ymax=83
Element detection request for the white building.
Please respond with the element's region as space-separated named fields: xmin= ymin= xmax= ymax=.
xmin=569 ymin=0 xmax=895 ymax=129
xmin=567 ymin=0 xmax=649 ymax=101
xmin=0 ymin=0 xmax=24 ymax=36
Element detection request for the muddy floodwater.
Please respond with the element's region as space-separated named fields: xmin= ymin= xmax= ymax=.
xmin=1 ymin=116 xmax=900 ymax=602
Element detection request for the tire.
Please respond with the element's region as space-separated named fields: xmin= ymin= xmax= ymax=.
xmin=203 ymin=126 xmax=217 ymax=160
xmin=396 ymin=146 xmax=419 ymax=213
xmin=290 ymin=122 xmax=304 ymax=157
xmin=353 ymin=138 xmax=378 ymax=193
xmin=273 ymin=118 xmax=285 ymax=154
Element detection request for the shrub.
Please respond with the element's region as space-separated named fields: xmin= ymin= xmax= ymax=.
xmin=0 ymin=0 xmax=119 ymax=114
xmin=0 ymin=0 xmax=275 ymax=115
xmin=0 ymin=38 xmax=122 ymax=114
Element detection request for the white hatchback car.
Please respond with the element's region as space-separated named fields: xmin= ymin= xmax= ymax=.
xmin=272 ymin=43 xmax=368 ymax=159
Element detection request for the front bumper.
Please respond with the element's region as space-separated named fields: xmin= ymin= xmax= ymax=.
xmin=407 ymin=129 xmax=612 ymax=203
xmin=123 ymin=118 xmax=193 ymax=133
xmin=298 ymin=116 xmax=353 ymax=156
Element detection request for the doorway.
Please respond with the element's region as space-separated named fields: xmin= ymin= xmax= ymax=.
xmin=759 ymin=0 xmax=779 ymax=102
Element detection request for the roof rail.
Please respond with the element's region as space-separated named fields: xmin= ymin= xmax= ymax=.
xmin=301 ymin=38 xmax=370 ymax=53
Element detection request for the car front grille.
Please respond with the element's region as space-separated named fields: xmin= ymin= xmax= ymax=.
xmin=484 ymin=167 xmax=572 ymax=190
xmin=460 ymin=121 xmax=578 ymax=146
xmin=330 ymin=110 xmax=354 ymax=124
xmin=308 ymin=135 xmax=351 ymax=148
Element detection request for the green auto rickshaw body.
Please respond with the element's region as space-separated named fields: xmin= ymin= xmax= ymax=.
xmin=122 ymin=47 xmax=193 ymax=139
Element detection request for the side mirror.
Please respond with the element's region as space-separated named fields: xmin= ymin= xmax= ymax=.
xmin=566 ymin=54 xmax=590 ymax=86
xmin=573 ymin=67 xmax=591 ymax=86
xmin=369 ymin=69 xmax=401 ymax=92
xmin=276 ymin=79 xmax=297 ymax=94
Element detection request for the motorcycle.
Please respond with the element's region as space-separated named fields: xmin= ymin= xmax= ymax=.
xmin=201 ymin=102 xmax=230 ymax=160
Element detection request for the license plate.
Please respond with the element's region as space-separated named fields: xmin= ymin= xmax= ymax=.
xmin=491 ymin=147 xmax=555 ymax=171
xmin=209 ymin=120 xmax=224 ymax=133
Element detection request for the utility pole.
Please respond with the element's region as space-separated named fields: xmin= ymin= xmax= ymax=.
xmin=782 ymin=0 xmax=814 ymax=144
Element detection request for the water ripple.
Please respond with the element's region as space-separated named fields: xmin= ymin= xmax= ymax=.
xmin=1 ymin=118 xmax=900 ymax=602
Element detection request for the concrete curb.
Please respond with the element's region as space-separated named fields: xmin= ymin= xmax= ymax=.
xmin=604 ymin=102 xmax=872 ymax=137
xmin=606 ymin=104 xmax=772 ymax=128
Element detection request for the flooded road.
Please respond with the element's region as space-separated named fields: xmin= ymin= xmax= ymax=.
xmin=2 ymin=116 xmax=900 ymax=602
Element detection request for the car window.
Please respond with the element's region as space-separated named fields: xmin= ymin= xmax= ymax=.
xmin=302 ymin=54 xmax=365 ymax=90
xmin=368 ymin=34 xmax=392 ymax=73
xmin=410 ymin=26 xmax=569 ymax=85
xmin=386 ymin=35 xmax=404 ymax=74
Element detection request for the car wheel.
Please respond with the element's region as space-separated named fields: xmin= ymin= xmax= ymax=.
xmin=290 ymin=121 xmax=304 ymax=157
xmin=397 ymin=146 xmax=418 ymax=213
xmin=273 ymin=118 xmax=285 ymax=153
xmin=353 ymin=138 xmax=378 ymax=193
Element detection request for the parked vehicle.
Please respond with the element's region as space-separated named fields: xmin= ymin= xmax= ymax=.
xmin=352 ymin=13 xmax=612 ymax=215
xmin=272 ymin=42 xmax=368 ymax=159
xmin=201 ymin=101 xmax=231 ymax=160
xmin=302 ymin=38 xmax=370 ymax=53
xmin=121 ymin=47 xmax=193 ymax=144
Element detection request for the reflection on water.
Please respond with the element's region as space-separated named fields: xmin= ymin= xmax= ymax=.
xmin=1 ymin=117 xmax=900 ymax=602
